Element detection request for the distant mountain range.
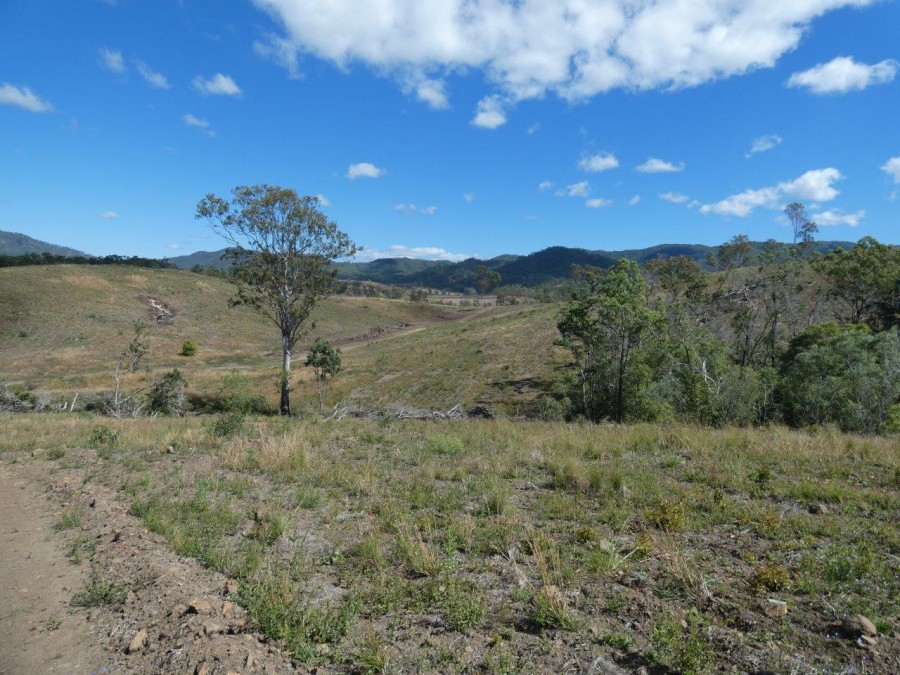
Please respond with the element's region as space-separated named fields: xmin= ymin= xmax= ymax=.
xmin=169 ymin=241 xmax=856 ymax=291
xmin=0 ymin=230 xmax=88 ymax=258
xmin=0 ymin=230 xmax=860 ymax=292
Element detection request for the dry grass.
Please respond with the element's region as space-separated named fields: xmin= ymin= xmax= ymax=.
xmin=3 ymin=413 xmax=896 ymax=672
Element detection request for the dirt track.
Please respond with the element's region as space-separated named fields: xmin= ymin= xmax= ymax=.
xmin=0 ymin=464 xmax=109 ymax=674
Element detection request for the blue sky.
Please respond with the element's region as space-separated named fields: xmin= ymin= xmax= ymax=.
xmin=1 ymin=0 xmax=898 ymax=261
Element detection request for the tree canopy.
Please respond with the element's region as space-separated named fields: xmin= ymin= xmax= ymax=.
xmin=196 ymin=185 xmax=357 ymax=415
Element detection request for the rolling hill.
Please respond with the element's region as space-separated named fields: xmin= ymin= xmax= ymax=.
xmin=0 ymin=230 xmax=88 ymax=258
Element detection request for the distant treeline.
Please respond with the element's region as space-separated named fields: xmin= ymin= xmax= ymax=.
xmin=0 ymin=252 xmax=174 ymax=269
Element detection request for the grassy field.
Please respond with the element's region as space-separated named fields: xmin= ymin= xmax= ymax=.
xmin=2 ymin=413 xmax=897 ymax=673
xmin=2 ymin=265 xmax=560 ymax=411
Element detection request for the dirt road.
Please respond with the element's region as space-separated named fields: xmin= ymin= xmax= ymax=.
xmin=0 ymin=464 xmax=109 ymax=674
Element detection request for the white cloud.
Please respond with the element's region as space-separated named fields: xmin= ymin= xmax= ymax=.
xmin=252 ymin=1 xmax=875 ymax=123
xmin=412 ymin=78 xmax=449 ymax=109
xmin=347 ymin=162 xmax=384 ymax=179
xmin=628 ymin=195 xmax=641 ymax=206
xmin=747 ymin=134 xmax=782 ymax=157
xmin=98 ymin=211 xmax=119 ymax=219
xmin=538 ymin=181 xmax=554 ymax=191
xmin=315 ymin=194 xmax=330 ymax=206
xmin=192 ymin=73 xmax=242 ymax=96
xmin=881 ymin=157 xmax=900 ymax=183
xmin=787 ymin=56 xmax=897 ymax=94
xmin=579 ymin=152 xmax=619 ymax=173
xmin=463 ymin=193 xmax=475 ymax=202
xmin=586 ymin=198 xmax=611 ymax=208
xmin=182 ymin=113 xmax=215 ymax=137
xmin=99 ymin=47 xmax=125 ymax=73
xmin=135 ymin=61 xmax=170 ymax=89
xmin=472 ymin=95 xmax=507 ymax=129
xmin=354 ymin=245 xmax=470 ymax=262
xmin=813 ymin=209 xmax=865 ymax=227
xmin=394 ymin=203 xmax=437 ymax=215
xmin=700 ymin=167 xmax=843 ymax=217
xmin=637 ymin=158 xmax=684 ymax=173
xmin=166 ymin=243 xmax=182 ymax=250
xmin=557 ymin=181 xmax=590 ymax=198
xmin=0 ymin=83 xmax=53 ymax=112
xmin=527 ymin=123 xmax=540 ymax=135
xmin=660 ymin=192 xmax=689 ymax=204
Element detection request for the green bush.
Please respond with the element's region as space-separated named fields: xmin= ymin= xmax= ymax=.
xmin=181 ymin=340 xmax=197 ymax=357
xmin=148 ymin=369 xmax=189 ymax=416
xmin=217 ymin=372 xmax=271 ymax=414
xmin=89 ymin=425 xmax=119 ymax=448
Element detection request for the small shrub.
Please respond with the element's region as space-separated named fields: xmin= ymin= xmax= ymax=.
xmin=440 ymin=578 xmax=487 ymax=631
xmin=217 ymin=373 xmax=271 ymax=414
xmin=209 ymin=411 xmax=246 ymax=437
xmin=750 ymin=563 xmax=791 ymax=592
xmin=181 ymin=340 xmax=197 ymax=356
xmin=147 ymin=369 xmax=189 ymax=415
xmin=54 ymin=507 xmax=85 ymax=532
xmin=71 ymin=571 xmax=126 ymax=608
xmin=651 ymin=609 xmax=714 ymax=675
xmin=646 ymin=499 xmax=685 ymax=532
xmin=88 ymin=426 xmax=119 ymax=448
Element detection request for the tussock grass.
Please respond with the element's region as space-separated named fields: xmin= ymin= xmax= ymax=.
xmin=3 ymin=413 xmax=898 ymax=672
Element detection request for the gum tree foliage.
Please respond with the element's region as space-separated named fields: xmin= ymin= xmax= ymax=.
xmin=305 ymin=339 xmax=342 ymax=413
xmin=557 ymin=259 xmax=658 ymax=422
xmin=196 ymin=185 xmax=357 ymax=415
xmin=815 ymin=237 xmax=900 ymax=330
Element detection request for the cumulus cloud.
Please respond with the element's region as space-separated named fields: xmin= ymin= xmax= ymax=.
xmin=700 ymin=168 xmax=843 ymax=217
xmin=463 ymin=193 xmax=475 ymax=202
xmin=0 ymin=83 xmax=53 ymax=112
xmin=99 ymin=47 xmax=125 ymax=73
xmin=347 ymin=162 xmax=384 ymax=179
xmin=98 ymin=211 xmax=119 ymax=219
xmin=252 ymin=1 xmax=873 ymax=122
xmin=747 ymin=134 xmax=782 ymax=157
xmin=787 ymin=56 xmax=897 ymax=94
xmin=557 ymin=181 xmax=590 ymax=198
xmin=411 ymin=78 xmax=449 ymax=109
xmin=579 ymin=153 xmax=619 ymax=173
xmin=135 ymin=61 xmax=170 ymax=89
xmin=538 ymin=181 xmax=554 ymax=191
xmin=813 ymin=209 xmax=864 ymax=227
xmin=628 ymin=195 xmax=641 ymax=206
xmin=527 ymin=123 xmax=540 ymax=135
xmin=637 ymin=158 xmax=684 ymax=173
xmin=192 ymin=73 xmax=242 ymax=96
xmin=586 ymin=198 xmax=612 ymax=208
xmin=472 ymin=95 xmax=507 ymax=129
xmin=660 ymin=192 xmax=689 ymax=204
xmin=183 ymin=113 xmax=215 ymax=137
xmin=881 ymin=156 xmax=900 ymax=183
xmin=315 ymin=194 xmax=330 ymax=206
xmin=354 ymin=245 xmax=470 ymax=262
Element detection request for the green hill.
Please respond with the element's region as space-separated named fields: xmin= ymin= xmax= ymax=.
xmin=171 ymin=240 xmax=858 ymax=291
xmin=0 ymin=230 xmax=88 ymax=257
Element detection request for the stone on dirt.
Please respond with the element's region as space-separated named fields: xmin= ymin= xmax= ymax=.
xmin=127 ymin=628 xmax=148 ymax=654
xmin=188 ymin=598 xmax=213 ymax=615
xmin=842 ymin=614 xmax=877 ymax=637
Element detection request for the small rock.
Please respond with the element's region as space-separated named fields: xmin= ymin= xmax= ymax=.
xmin=126 ymin=590 xmax=137 ymax=604
xmin=808 ymin=503 xmax=829 ymax=515
xmin=765 ymin=599 xmax=788 ymax=618
xmin=843 ymin=614 xmax=878 ymax=638
xmin=188 ymin=598 xmax=213 ymax=615
xmin=166 ymin=445 xmax=175 ymax=454
xmin=857 ymin=635 xmax=877 ymax=649
xmin=224 ymin=579 xmax=239 ymax=595
xmin=245 ymin=653 xmax=257 ymax=669
xmin=204 ymin=622 xmax=225 ymax=636
xmin=195 ymin=662 xmax=211 ymax=675
xmin=171 ymin=603 xmax=187 ymax=616
xmin=127 ymin=629 xmax=148 ymax=654
xmin=221 ymin=601 xmax=234 ymax=617
xmin=315 ymin=643 xmax=331 ymax=656
xmin=89 ymin=498 xmax=96 ymax=508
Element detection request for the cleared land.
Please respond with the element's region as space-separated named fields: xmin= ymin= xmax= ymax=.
xmin=1 ymin=264 xmax=898 ymax=673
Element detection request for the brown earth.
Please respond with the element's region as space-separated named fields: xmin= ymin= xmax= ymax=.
xmin=0 ymin=461 xmax=298 ymax=675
